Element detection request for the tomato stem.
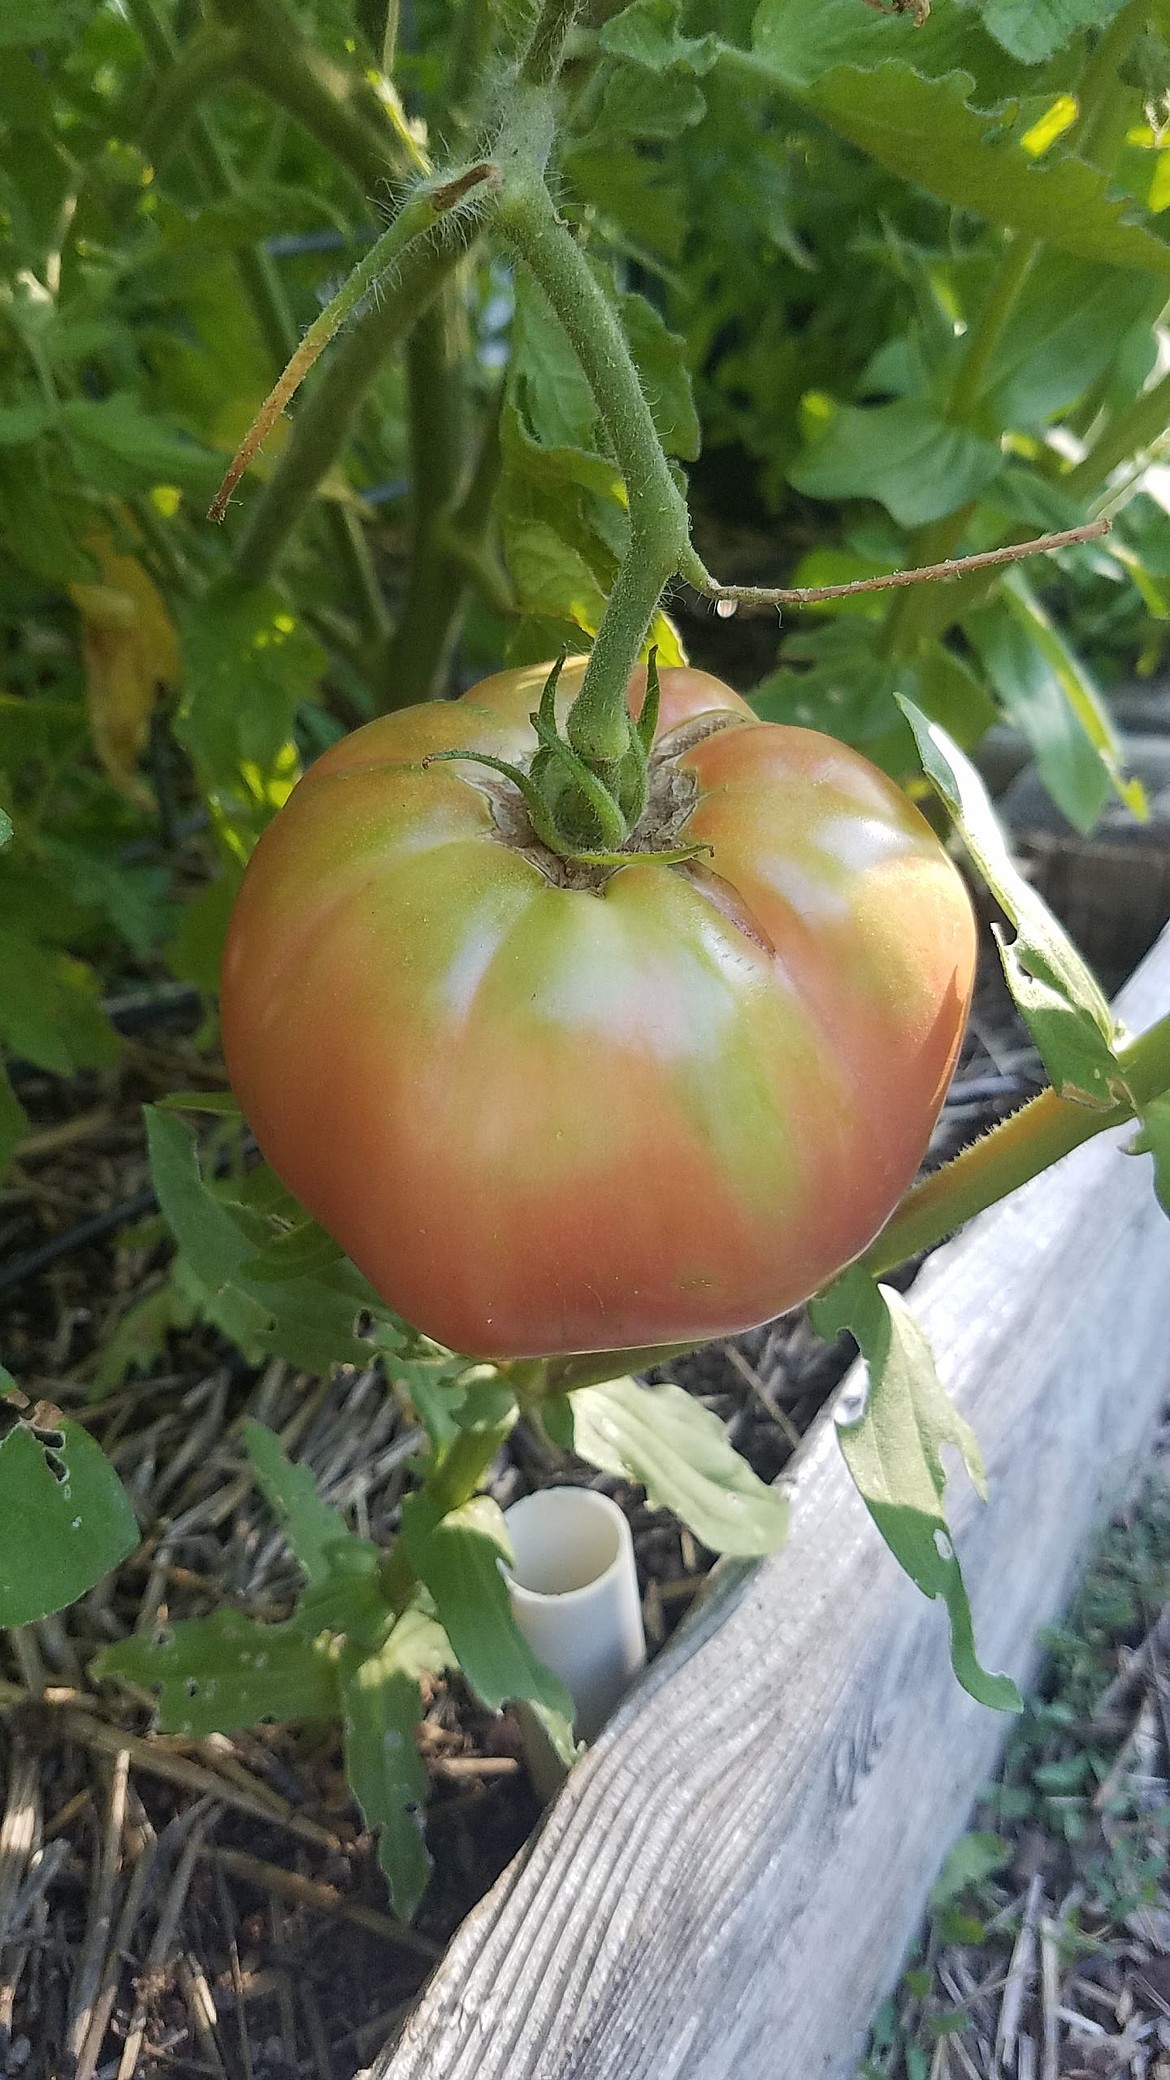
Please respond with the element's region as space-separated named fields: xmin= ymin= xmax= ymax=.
xmin=378 ymin=1409 xmax=517 ymax=1611
xmin=859 ymin=1006 xmax=1170 ymax=1281
xmin=496 ymin=172 xmax=702 ymax=781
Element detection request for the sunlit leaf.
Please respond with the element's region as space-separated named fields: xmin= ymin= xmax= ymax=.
xmin=557 ymin=1375 xmax=788 ymax=1555
xmin=899 ymin=700 xmax=1122 ymax=1106
xmin=94 ymin=1608 xmax=341 ymax=1735
xmin=811 ymin=1272 xmax=1020 ymax=1713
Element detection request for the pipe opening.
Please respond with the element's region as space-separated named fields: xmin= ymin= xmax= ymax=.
xmin=504 ymin=1488 xmax=624 ymax=1599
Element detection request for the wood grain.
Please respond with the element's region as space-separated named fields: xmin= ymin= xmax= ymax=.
xmin=368 ymin=927 xmax=1170 ymax=2080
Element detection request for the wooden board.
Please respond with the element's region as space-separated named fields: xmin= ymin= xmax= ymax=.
xmin=367 ymin=927 xmax=1170 ymax=2080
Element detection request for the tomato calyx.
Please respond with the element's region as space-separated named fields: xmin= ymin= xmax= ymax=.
xmin=422 ymin=651 xmax=733 ymax=881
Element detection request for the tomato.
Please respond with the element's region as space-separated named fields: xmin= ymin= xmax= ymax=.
xmin=220 ymin=661 xmax=976 ymax=1360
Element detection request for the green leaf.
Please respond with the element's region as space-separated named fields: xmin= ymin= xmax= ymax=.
xmin=165 ymin=870 xmax=241 ymax=995
xmin=155 ymin=1090 xmax=244 ymax=1117
xmin=340 ymin=1606 xmax=454 ymax=1921
xmin=1001 ymin=570 xmax=1146 ymax=823
xmin=0 ymin=1394 xmax=139 ymax=1626
xmin=621 ymin=291 xmax=701 ymax=461
xmin=144 ymin=1108 xmax=382 ymax=1372
xmin=789 ymin=400 xmax=1002 ymax=528
xmin=243 ymin=1420 xmax=358 ymax=1590
xmin=60 ymin=397 xmax=220 ymax=497
xmin=90 ymin=1273 xmax=198 ymax=1400
xmin=94 ymin=1607 xmax=341 ymax=1735
xmin=237 ymin=1218 xmax=345 ymax=1284
xmin=967 ymin=600 xmax=1107 ymax=834
xmin=176 ymin=584 xmax=321 ymax=858
xmin=899 ymin=701 xmax=1122 ymax=1105
xmin=975 ymin=0 xmax=1130 ymax=64
xmin=1128 ymin=1092 xmax=1170 ymax=1218
xmin=561 ymin=1375 xmax=789 ymax=1556
xmin=965 ymin=578 xmax=1140 ymax=836
xmin=511 ymin=275 xmax=600 ymax=451
xmin=750 ymin=0 xmax=1029 ymax=93
xmin=770 ymin=60 xmax=1170 ymax=277
xmin=982 ymin=257 xmax=1161 ymax=429
xmin=401 ymin=1493 xmax=575 ymax=1726
xmin=812 ymin=1273 xmax=1020 ymax=1713
xmin=0 ymin=930 xmax=119 ymax=1075
xmin=0 ymin=0 xmax=91 ymax=44
xmin=584 ymin=66 xmax=707 ymax=147
xmin=599 ymin=0 xmax=720 ymax=73
xmin=930 ymin=1831 xmax=1012 ymax=1909
xmin=0 ymin=1063 xmax=27 ymax=1180
xmin=0 ymin=805 xmax=12 ymax=847
xmin=752 ymin=620 xmax=905 ymax=747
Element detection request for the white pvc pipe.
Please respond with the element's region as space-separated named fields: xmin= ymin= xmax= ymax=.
xmin=502 ymin=1486 xmax=646 ymax=1749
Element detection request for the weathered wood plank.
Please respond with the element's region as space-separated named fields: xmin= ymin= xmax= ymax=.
xmin=369 ymin=928 xmax=1170 ymax=2080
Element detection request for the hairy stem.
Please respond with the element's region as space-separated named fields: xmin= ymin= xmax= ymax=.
xmin=381 ymin=301 xmax=474 ymax=707
xmin=858 ymin=1008 xmax=1170 ymax=1282
xmin=139 ymin=23 xmax=243 ymax=168
xmin=520 ymin=0 xmax=583 ymax=85
xmin=125 ymin=0 xmax=388 ymax=640
xmin=210 ymin=0 xmax=417 ymax=186
xmin=233 ymin=238 xmax=461 ymax=585
xmin=377 ymin=1409 xmax=515 ymax=1609
xmin=497 ymin=171 xmax=697 ymax=761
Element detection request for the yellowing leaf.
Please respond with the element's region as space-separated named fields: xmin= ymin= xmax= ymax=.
xmin=644 ymin=611 xmax=688 ymax=667
xmin=70 ymin=534 xmax=180 ymax=808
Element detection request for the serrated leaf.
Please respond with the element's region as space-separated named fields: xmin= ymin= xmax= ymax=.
xmin=751 ymin=0 xmax=1029 ymax=94
xmin=401 ymin=1493 xmax=574 ymax=1724
xmin=563 ymin=1375 xmax=789 ymax=1556
xmin=144 ymin=1108 xmax=381 ymax=1372
xmin=0 ymin=1397 xmax=139 ymax=1626
xmin=599 ymin=0 xmax=720 ymax=73
xmin=243 ymin=1419 xmax=360 ymax=1590
xmin=340 ymin=1607 xmax=453 ymax=1921
xmin=94 ymin=1607 xmax=341 ymax=1735
xmin=899 ymin=701 xmax=1121 ymax=1104
xmin=1129 ymin=1092 xmax=1170 ymax=1218
xmin=0 ymin=806 xmax=12 ymax=847
xmin=789 ymin=400 xmax=1002 ymax=528
xmin=90 ymin=1273 xmax=199 ymax=1400
xmin=975 ymin=0 xmax=1129 ymax=64
xmin=774 ymin=61 xmax=1170 ymax=277
xmin=814 ymin=1273 xmax=1019 ymax=1713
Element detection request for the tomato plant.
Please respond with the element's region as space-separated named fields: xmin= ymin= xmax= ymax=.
xmin=222 ymin=659 xmax=976 ymax=1356
xmin=6 ymin=0 xmax=1170 ymax=1943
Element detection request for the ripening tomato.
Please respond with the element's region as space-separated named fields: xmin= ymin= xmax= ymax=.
xmin=220 ymin=661 xmax=976 ymax=1360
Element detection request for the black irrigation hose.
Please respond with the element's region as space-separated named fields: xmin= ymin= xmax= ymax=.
xmin=0 ymin=1188 xmax=160 ymax=1299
